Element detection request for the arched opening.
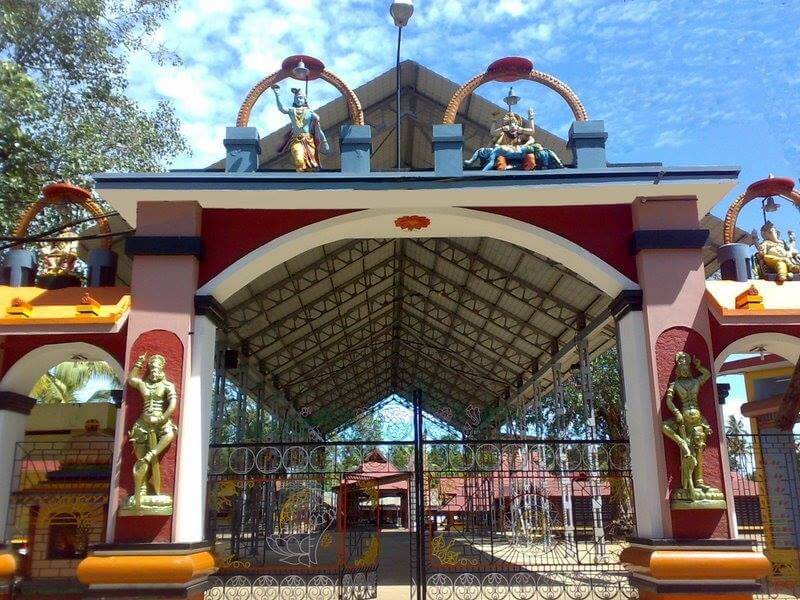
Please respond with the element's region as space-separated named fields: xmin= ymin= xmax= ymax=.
xmin=1 ymin=342 xmax=124 ymax=397
xmin=206 ymin=230 xmax=637 ymax=599
xmin=716 ymin=334 xmax=800 ymax=595
xmin=198 ymin=207 xmax=637 ymax=304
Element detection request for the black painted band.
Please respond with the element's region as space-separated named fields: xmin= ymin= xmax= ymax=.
xmin=0 ymin=391 xmax=37 ymax=415
xmin=630 ymin=575 xmax=760 ymax=594
xmin=627 ymin=537 xmax=754 ymax=547
xmin=125 ymin=236 xmax=203 ymax=257
xmin=89 ymin=541 xmax=211 ymax=553
xmin=84 ymin=579 xmax=210 ymax=598
xmin=631 ymin=229 xmax=709 ymax=254
xmin=610 ymin=290 xmax=643 ymax=321
xmin=195 ymin=295 xmax=226 ymax=328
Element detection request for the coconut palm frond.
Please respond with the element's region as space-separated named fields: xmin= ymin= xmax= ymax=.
xmin=29 ymin=361 xmax=120 ymax=404
xmin=30 ymin=373 xmax=70 ymax=404
xmin=51 ymin=361 xmax=119 ymax=391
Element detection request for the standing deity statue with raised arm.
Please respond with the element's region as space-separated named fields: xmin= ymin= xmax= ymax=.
xmin=271 ymin=85 xmax=331 ymax=172
xmin=661 ymin=352 xmax=726 ymax=510
xmin=120 ymin=353 xmax=178 ymax=516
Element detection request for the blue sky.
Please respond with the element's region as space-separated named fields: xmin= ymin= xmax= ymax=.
xmin=127 ymin=0 xmax=799 ymax=231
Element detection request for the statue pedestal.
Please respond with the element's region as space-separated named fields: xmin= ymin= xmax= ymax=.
xmin=119 ymin=494 xmax=174 ymax=517
xmin=0 ymin=544 xmax=17 ymax=600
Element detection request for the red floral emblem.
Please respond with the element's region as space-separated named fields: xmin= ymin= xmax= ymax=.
xmin=394 ymin=215 xmax=431 ymax=231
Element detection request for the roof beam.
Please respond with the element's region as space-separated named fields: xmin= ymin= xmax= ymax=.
xmin=226 ymin=238 xmax=380 ymax=317
xmin=240 ymin=251 xmax=397 ymax=345
xmin=402 ymin=253 xmax=556 ymax=348
xmin=437 ymin=238 xmax=589 ymax=317
xmin=263 ymin=290 xmax=395 ymax=379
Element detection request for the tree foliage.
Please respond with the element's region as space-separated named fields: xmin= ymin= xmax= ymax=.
xmin=0 ymin=0 xmax=188 ymax=234
xmin=30 ymin=360 xmax=120 ymax=404
xmin=724 ymin=415 xmax=751 ymax=473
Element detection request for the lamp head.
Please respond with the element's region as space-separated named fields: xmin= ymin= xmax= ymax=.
xmin=764 ymin=196 xmax=779 ymax=213
xmin=390 ymin=0 xmax=414 ymax=27
xmin=292 ymin=59 xmax=310 ymax=80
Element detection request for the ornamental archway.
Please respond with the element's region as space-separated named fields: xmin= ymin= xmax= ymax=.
xmin=203 ymin=209 xmax=638 ymax=599
xmin=198 ymin=206 xmax=637 ymax=303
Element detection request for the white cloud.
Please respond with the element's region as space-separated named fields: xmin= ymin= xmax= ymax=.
xmin=120 ymin=0 xmax=799 ymax=177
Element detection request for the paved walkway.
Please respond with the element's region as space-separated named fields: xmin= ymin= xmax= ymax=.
xmin=376 ymin=528 xmax=411 ymax=600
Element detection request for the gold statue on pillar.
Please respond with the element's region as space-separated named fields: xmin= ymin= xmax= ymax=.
xmin=662 ymin=352 xmax=726 ymax=510
xmin=119 ymin=353 xmax=178 ymax=516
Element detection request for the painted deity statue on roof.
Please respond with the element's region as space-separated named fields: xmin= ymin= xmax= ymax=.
xmin=271 ymin=85 xmax=330 ymax=172
xmin=758 ymin=221 xmax=800 ymax=284
xmin=465 ymin=107 xmax=564 ymax=172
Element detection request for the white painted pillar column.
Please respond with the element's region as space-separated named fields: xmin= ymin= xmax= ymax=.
xmin=0 ymin=393 xmax=36 ymax=538
xmin=613 ymin=302 xmax=671 ymax=538
xmin=173 ymin=314 xmax=217 ymax=543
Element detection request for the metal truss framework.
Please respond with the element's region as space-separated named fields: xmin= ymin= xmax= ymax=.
xmin=220 ymin=237 xmax=612 ymax=435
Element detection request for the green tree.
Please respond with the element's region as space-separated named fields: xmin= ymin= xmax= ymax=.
xmin=0 ymin=0 xmax=188 ymax=234
xmin=725 ymin=415 xmax=751 ymax=472
xmin=30 ymin=360 xmax=120 ymax=404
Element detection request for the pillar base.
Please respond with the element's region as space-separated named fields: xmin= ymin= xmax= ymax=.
xmin=0 ymin=544 xmax=17 ymax=600
xmin=621 ymin=538 xmax=770 ymax=599
xmin=77 ymin=542 xmax=216 ymax=599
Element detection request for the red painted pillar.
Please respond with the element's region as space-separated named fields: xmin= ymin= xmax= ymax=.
xmin=621 ymin=197 xmax=769 ymax=599
xmin=77 ymin=202 xmax=216 ymax=598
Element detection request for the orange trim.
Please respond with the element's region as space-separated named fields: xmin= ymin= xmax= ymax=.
xmin=77 ymin=550 xmax=216 ymax=585
xmin=13 ymin=182 xmax=112 ymax=250
xmin=0 ymin=286 xmax=130 ymax=327
xmin=622 ymin=547 xmax=770 ymax=581
xmin=0 ymin=551 xmax=17 ymax=578
xmin=650 ymin=550 xmax=769 ymax=580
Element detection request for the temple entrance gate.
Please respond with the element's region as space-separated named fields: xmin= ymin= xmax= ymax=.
xmin=202 ymin=234 xmax=639 ymax=599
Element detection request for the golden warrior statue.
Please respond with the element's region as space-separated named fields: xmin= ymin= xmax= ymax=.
xmin=662 ymin=352 xmax=726 ymax=510
xmin=271 ymin=84 xmax=330 ymax=172
xmin=120 ymin=353 xmax=178 ymax=516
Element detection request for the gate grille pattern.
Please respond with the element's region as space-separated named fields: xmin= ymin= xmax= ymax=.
xmin=206 ymin=441 xmax=408 ymax=599
xmin=420 ymin=440 xmax=636 ymax=600
xmin=728 ymin=433 xmax=800 ymax=599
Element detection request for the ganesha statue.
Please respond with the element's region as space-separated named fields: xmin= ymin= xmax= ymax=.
xmin=465 ymin=107 xmax=564 ymax=172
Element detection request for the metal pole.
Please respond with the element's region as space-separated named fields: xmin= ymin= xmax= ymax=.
xmin=395 ymin=26 xmax=402 ymax=170
xmin=413 ymin=388 xmax=425 ymax=600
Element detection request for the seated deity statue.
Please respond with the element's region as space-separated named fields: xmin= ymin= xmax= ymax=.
xmin=271 ymin=85 xmax=330 ymax=172
xmin=464 ymin=108 xmax=564 ymax=172
xmin=40 ymin=229 xmax=79 ymax=275
xmin=661 ymin=352 xmax=726 ymax=510
xmin=758 ymin=221 xmax=800 ymax=284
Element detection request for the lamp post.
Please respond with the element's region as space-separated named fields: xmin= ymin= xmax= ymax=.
xmin=390 ymin=1 xmax=413 ymax=170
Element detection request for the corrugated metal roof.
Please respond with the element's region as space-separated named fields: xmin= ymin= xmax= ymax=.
xmin=223 ymin=236 xmax=612 ymax=433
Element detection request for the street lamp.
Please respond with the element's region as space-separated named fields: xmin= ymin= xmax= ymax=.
xmin=390 ymin=1 xmax=414 ymax=170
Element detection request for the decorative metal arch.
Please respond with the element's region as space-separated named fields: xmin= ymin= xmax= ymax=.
xmin=14 ymin=182 xmax=112 ymax=249
xmin=442 ymin=56 xmax=588 ymax=124
xmin=722 ymin=176 xmax=800 ymax=244
xmin=236 ymin=55 xmax=365 ymax=127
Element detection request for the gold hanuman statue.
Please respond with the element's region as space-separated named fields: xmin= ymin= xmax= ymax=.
xmin=120 ymin=353 xmax=178 ymax=516
xmin=661 ymin=352 xmax=726 ymax=510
